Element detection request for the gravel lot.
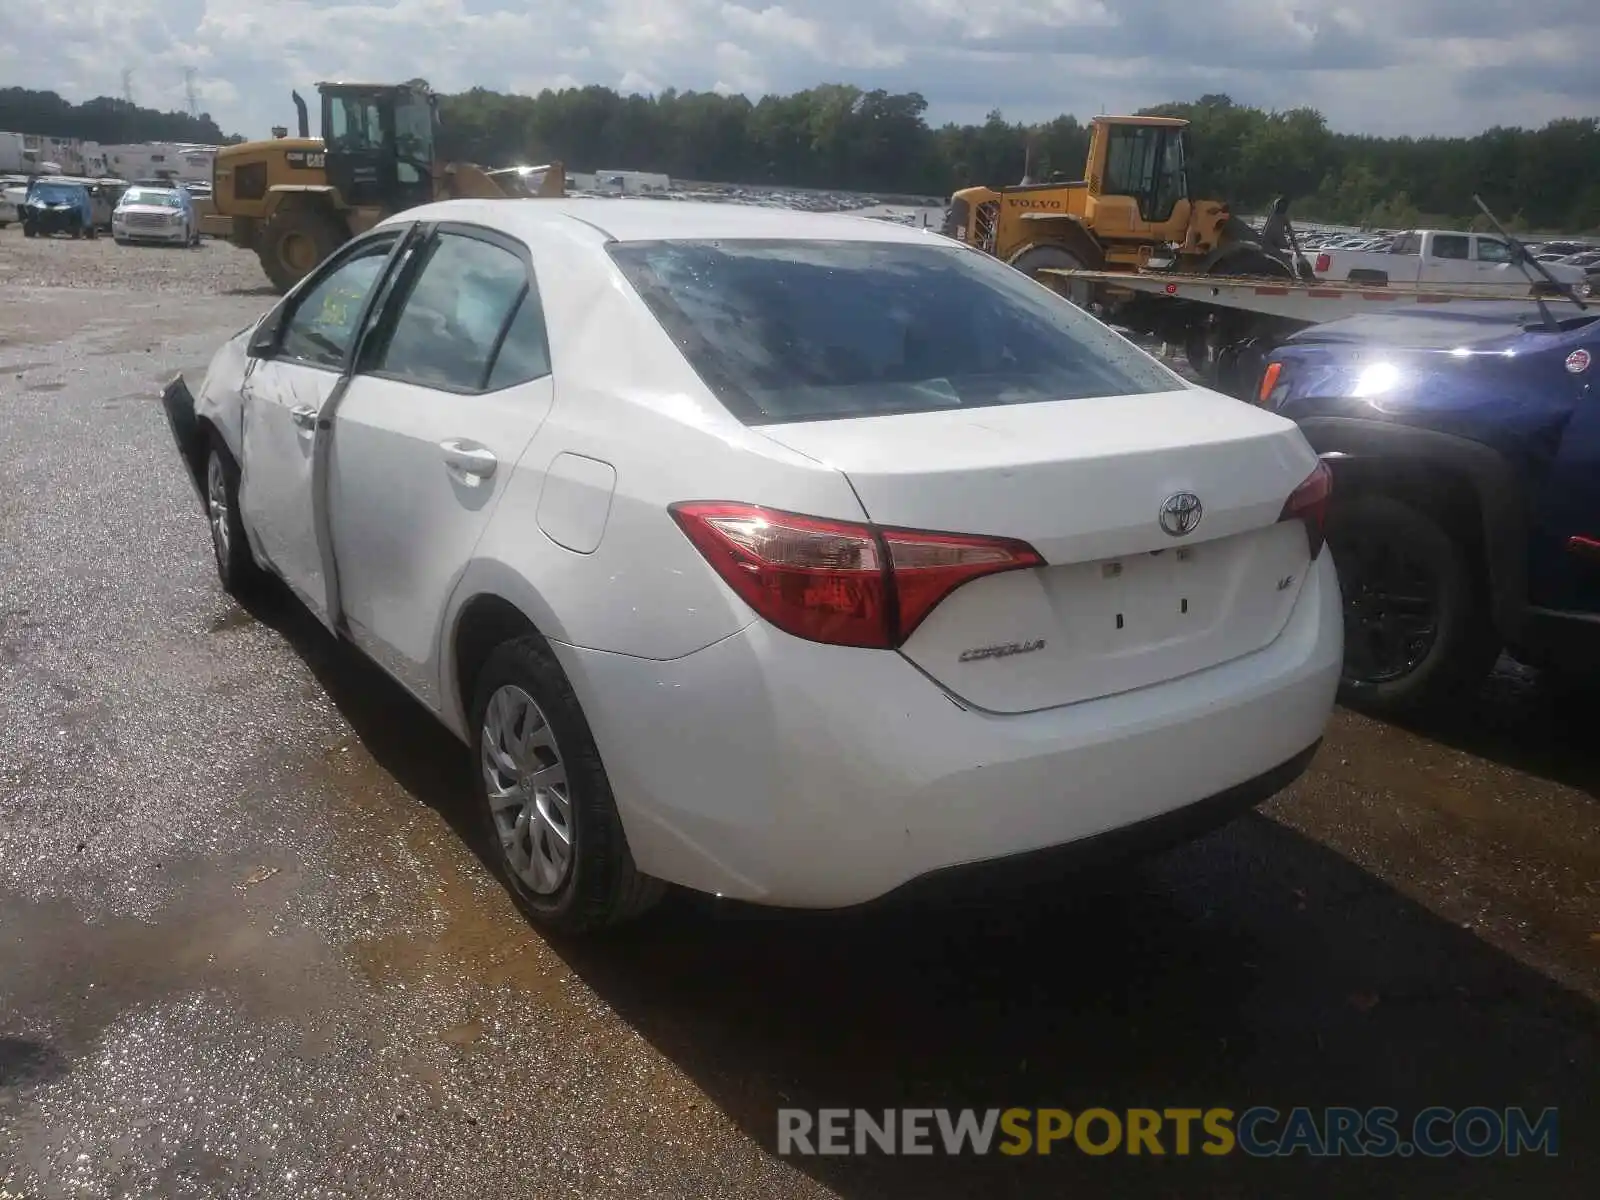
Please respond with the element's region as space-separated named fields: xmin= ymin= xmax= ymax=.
xmin=1 ymin=227 xmax=1597 ymax=1198
xmin=1 ymin=228 xmax=270 ymax=295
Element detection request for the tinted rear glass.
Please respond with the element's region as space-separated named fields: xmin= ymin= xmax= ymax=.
xmin=607 ymin=239 xmax=1179 ymax=424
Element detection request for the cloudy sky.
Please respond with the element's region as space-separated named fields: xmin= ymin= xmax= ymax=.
xmin=1 ymin=1 xmax=1595 ymax=140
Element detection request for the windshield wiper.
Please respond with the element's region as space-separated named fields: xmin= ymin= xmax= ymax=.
xmin=1472 ymin=194 xmax=1587 ymax=333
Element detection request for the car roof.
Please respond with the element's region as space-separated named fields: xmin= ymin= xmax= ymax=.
xmin=379 ymin=198 xmax=940 ymax=247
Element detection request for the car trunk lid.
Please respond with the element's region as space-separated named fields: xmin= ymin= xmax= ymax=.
xmin=759 ymin=389 xmax=1320 ymax=713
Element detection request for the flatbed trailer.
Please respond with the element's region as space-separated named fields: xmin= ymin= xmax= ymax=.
xmin=1038 ymin=265 xmax=1589 ymax=395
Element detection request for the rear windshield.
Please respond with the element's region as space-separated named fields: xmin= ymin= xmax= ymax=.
xmin=607 ymin=239 xmax=1179 ymax=424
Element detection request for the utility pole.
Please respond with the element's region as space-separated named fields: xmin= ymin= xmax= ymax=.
xmin=184 ymin=68 xmax=199 ymax=118
xmin=122 ymin=69 xmax=134 ymax=104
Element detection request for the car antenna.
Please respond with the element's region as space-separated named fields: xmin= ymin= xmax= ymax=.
xmin=1471 ymin=194 xmax=1585 ymax=332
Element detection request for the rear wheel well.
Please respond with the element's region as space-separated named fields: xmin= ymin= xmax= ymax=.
xmin=1329 ymin=456 xmax=1490 ymax=593
xmin=453 ymin=595 xmax=541 ymax=720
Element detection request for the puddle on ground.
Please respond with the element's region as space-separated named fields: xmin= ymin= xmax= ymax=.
xmin=208 ymin=606 xmax=255 ymax=634
xmin=306 ymin=733 xmax=583 ymax=1011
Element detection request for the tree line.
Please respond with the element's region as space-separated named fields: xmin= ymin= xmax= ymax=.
xmin=0 ymin=88 xmax=239 ymax=149
xmin=4 ymin=84 xmax=1596 ymax=232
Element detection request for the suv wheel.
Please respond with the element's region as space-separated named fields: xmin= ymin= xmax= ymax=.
xmin=1326 ymin=493 xmax=1501 ymax=718
xmin=470 ymin=634 xmax=663 ymax=935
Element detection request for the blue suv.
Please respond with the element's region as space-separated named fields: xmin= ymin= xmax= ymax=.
xmin=1260 ymin=296 xmax=1598 ymax=715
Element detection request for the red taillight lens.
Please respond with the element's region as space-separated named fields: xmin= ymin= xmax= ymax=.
xmin=1278 ymin=461 xmax=1333 ymax=560
xmin=669 ymin=502 xmax=1044 ymax=649
xmin=1314 ymin=252 xmax=1331 ymax=274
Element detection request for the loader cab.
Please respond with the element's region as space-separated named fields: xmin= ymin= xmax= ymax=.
xmin=317 ymin=82 xmax=437 ymax=215
xmin=1089 ymin=116 xmax=1191 ymax=233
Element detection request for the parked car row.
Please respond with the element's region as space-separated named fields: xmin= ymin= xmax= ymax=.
xmin=1 ymin=175 xmax=202 ymax=245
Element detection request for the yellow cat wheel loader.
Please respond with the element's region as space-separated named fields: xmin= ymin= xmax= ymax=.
xmin=210 ymin=79 xmax=565 ymax=293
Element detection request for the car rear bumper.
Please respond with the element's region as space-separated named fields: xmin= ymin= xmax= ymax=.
xmin=559 ymin=551 xmax=1343 ymax=908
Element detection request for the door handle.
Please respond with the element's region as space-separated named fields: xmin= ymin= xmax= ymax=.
xmin=290 ymin=405 xmax=318 ymax=432
xmin=440 ymin=440 xmax=498 ymax=483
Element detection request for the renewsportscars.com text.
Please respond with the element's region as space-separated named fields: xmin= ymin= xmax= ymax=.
xmin=777 ymin=1106 xmax=1559 ymax=1158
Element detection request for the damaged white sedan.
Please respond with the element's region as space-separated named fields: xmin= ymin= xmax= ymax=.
xmin=161 ymin=198 xmax=1341 ymax=933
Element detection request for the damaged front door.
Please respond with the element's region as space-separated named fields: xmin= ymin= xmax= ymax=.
xmin=238 ymin=231 xmax=402 ymax=626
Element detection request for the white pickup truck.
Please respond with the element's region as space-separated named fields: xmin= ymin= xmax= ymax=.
xmin=1311 ymin=229 xmax=1590 ymax=293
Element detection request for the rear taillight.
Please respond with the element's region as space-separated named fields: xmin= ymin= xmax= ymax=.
xmin=669 ymin=502 xmax=1044 ymax=649
xmin=1278 ymin=461 xmax=1333 ymax=560
xmin=1314 ymin=253 xmax=1331 ymax=274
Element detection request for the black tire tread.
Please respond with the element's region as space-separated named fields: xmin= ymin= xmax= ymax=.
xmin=205 ymin=432 xmax=269 ymax=601
xmin=257 ymin=206 xmax=348 ymax=293
xmin=1329 ymin=492 xmax=1501 ymax=717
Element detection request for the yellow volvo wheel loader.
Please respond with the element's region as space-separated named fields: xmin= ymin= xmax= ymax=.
xmin=209 ymin=79 xmax=565 ymax=292
xmin=943 ymin=115 xmax=1299 ymax=290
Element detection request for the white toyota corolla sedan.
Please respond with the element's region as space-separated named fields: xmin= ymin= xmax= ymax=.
xmin=160 ymin=198 xmax=1341 ymax=932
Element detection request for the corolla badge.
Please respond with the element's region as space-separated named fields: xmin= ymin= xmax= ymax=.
xmin=1158 ymin=492 xmax=1204 ymax=537
xmin=1567 ymin=349 xmax=1591 ymax=375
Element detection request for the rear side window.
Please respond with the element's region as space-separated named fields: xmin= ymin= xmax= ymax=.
xmin=607 ymin=239 xmax=1178 ymax=424
xmin=1431 ymin=234 xmax=1470 ymax=261
xmin=374 ymin=232 xmax=531 ymax=392
xmin=484 ymin=289 xmax=552 ymax=390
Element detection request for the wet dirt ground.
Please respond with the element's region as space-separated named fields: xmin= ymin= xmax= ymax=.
xmin=1 ymin=234 xmax=1597 ymax=1197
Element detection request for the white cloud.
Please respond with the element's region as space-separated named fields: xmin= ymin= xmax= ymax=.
xmin=0 ymin=0 xmax=1593 ymax=140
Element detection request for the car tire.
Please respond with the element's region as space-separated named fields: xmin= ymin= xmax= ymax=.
xmin=1327 ymin=493 xmax=1501 ymax=718
xmin=257 ymin=206 xmax=348 ymax=293
xmin=470 ymin=634 xmax=664 ymax=935
xmin=1009 ymin=244 xmax=1091 ymax=307
xmin=86 ymin=226 xmax=98 ymax=240
xmin=203 ymin=432 xmax=268 ymax=601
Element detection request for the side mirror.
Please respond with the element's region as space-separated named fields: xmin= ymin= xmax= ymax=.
xmin=248 ymin=308 xmax=285 ymax=358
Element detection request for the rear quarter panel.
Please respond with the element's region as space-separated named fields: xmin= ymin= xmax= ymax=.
xmin=440 ymin=225 xmax=868 ymax=726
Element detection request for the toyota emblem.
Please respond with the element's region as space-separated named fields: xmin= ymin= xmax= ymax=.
xmin=1159 ymin=492 xmax=1204 ymax=537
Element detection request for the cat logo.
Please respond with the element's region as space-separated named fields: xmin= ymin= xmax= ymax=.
xmin=285 ymin=151 xmax=326 ymax=170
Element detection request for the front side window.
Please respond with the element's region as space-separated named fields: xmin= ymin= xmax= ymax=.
xmin=373 ymin=232 xmax=532 ymax=392
xmin=1103 ymin=126 xmax=1161 ymax=201
xmin=609 ymin=239 xmax=1179 ymax=425
xmin=392 ymin=94 xmax=435 ymax=183
xmin=1475 ymin=238 xmax=1513 ymax=264
xmin=327 ymin=95 xmax=385 ymax=154
xmin=279 ymin=237 xmax=397 ymax=368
